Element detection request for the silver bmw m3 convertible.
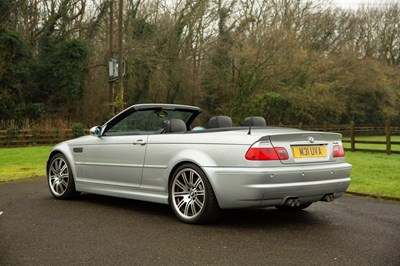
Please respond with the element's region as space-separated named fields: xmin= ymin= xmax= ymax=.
xmin=47 ymin=103 xmax=351 ymax=223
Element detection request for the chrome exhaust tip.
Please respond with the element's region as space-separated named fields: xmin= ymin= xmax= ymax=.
xmin=284 ymin=198 xmax=300 ymax=207
xmin=321 ymin=194 xmax=335 ymax=202
xmin=295 ymin=199 xmax=301 ymax=207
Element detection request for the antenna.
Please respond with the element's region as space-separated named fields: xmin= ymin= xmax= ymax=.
xmin=247 ymin=117 xmax=253 ymax=135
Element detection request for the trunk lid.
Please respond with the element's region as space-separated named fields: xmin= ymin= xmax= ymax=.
xmin=265 ymin=131 xmax=343 ymax=164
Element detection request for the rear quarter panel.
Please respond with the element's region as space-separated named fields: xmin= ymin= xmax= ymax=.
xmin=141 ymin=132 xmax=260 ymax=192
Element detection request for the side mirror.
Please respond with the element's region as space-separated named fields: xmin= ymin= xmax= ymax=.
xmin=89 ymin=126 xmax=102 ymax=137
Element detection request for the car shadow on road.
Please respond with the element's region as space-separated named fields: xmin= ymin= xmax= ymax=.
xmin=216 ymin=207 xmax=328 ymax=229
xmin=69 ymin=193 xmax=328 ymax=228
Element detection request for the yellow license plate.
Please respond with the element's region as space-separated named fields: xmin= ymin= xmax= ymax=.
xmin=292 ymin=145 xmax=327 ymax=158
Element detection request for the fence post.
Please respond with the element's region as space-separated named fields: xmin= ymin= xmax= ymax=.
xmin=350 ymin=121 xmax=355 ymax=152
xmin=385 ymin=119 xmax=391 ymax=155
xmin=323 ymin=121 xmax=327 ymax=131
xmin=298 ymin=122 xmax=303 ymax=129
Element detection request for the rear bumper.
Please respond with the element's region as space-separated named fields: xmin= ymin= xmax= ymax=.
xmin=203 ymin=163 xmax=351 ymax=209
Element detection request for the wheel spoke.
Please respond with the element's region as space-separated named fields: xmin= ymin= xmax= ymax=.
xmin=196 ymin=189 xmax=205 ymax=197
xmin=194 ymin=198 xmax=203 ymax=209
xmin=193 ymin=178 xmax=202 ymax=190
xmin=55 ymin=182 xmax=61 ymax=193
xmin=57 ymin=159 xmax=63 ymax=171
xmin=181 ymin=172 xmax=190 ymax=187
xmin=61 ymin=179 xmax=68 ymax=188
xmin=50 ymin=165 xmax=57 ymax=175
xmin=184 ymin=201 xmax=191 ymax=216
xmin=60 ymin=164 xmax=68 ymax=174
xmin=177 ymin=198 xmax=186 ymax=209
xmin=61 ymin=173 xmax=69 ymax=179
xmin=175 ymin=179 xmax=186 ymax=191
xmin=189 ymin=171 xmax=194 ymax=187
xmin=52 ymin=181 xmax=58 ymax=192
xmin=59 ymin=182 xmax=66 ymax=193
xmin=173 ymin=191 xmax=188 ymax=197
xmin=190 ymin=201 xmax=197 ymax=215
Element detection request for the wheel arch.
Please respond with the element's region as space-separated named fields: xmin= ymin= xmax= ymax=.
xmin=46 ymin=145 xmax=77 ymax=179
xmin=165 ymin=148 xmax=213 ymax=182
xmin=167 ymin=160 xmax=221 ymax=208
xmin=168 ymin=161 xmax=194 ymax=186
xmin=46 ymin=150 xmax=63 ymax=174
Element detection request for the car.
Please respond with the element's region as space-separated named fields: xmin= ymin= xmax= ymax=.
xmin=47 ymin=103 xmax=351 ymax=224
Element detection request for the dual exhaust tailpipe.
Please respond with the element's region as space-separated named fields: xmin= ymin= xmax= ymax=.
xmin=284 ymin=194 xmax=335 ymax=207
xmin=321 ymin=194 xmax=335 ymax=202
xmin=284 ymin=198 xmax=301 ymax=207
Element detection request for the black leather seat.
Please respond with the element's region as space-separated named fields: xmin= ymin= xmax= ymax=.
xmin=163 ymin=119 xmax=187 ymax=133
xmin=243 ymin=116 xmax=266 ymax=127
xmin=208 ymin=116 xmax=233 ymax=128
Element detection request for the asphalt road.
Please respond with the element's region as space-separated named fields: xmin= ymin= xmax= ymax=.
xmin=0 ymin=177 xmax=399 ymax=266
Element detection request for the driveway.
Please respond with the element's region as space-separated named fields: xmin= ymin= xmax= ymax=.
xmin=0 ymin=178 xmax=399 ymax=265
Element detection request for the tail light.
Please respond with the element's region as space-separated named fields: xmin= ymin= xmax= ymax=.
xmin=245 ymin=141 xmax=289 ymax=160
xmin=332 ymin=145 xmax=345 ymax=157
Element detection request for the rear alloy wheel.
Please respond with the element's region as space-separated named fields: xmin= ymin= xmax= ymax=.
xmin=170 ymin=164 xmax=220 ymax=224
xmin=48 ymin=154 xmax=79 ymax=199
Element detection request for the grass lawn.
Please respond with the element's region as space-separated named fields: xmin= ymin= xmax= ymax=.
xmin=343 ymin=135 xmax=400 ymax=152
xmin=0 ymin=146 xmax=52 ymax=182
xmin=344 ymin=151 xmax=400 ymax=198
xmin=0 ymin=145 xmax=399 ymax=198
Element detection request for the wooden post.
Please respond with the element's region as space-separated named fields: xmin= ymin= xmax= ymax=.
xmin=350 ymin=121 xmax=355 ymax=152
xmin=109 ymin=0 xmax=115 ymax=115
xmin=385 ymin=119 xmax=391 ymax=155
xmin=117 ymin=0 xmax=124 ymax=112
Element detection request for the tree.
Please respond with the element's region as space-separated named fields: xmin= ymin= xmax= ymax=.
xmin=33 ymin=39 xmax=89 ymax=118
xmin=0 ymin=29 xmax=31 ymax=119
xmin=1 ymin=0 xmax=400 ymax=126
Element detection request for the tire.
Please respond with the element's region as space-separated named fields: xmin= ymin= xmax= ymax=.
xmin=169 ymin=163 xmax=221 ymax=224
xmin=275 ymin=203 xmax=312 ymax=211
xmin=47 ymin=153 xmax=79 ymax=200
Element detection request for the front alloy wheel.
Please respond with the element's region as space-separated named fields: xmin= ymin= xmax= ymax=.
xmin=48 ymin=154 xmax=79 ymax=199
xmin=170 ymin=164 xmax=220 ymax=224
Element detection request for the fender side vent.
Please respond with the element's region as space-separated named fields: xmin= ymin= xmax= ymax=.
xmin=73 ymin=147 xmax=83 ymax=153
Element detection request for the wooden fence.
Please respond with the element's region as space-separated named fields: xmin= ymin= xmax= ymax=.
xmin=293 ymin=123 xmax=400 ymax=136
xmin=344 ymin=122 xmax=400 ymax=155
xmin=288 ymin=122 xmax=400 ymax=155
xmin=0 ymin=129 xmax=78 ymax=147
xmin=1 ymin=124 xmax=399 ymax=154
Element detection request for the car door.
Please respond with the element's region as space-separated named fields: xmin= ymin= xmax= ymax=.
xmin=83 ymin=135 xmax=147 ymax=188
xmin=82 ymin=109 xmax=159 ymax=188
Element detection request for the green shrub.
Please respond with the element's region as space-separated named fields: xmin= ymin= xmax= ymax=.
xmin=31 ymin=124 xmax=40 ymax=145
xmin=71 ymin=123 xmax=85 ymax=138
xmin=5 ymin=125 xmax=19 ymax=146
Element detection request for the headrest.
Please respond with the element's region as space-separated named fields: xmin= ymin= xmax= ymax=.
xmin=163 ymin=119 xmax=187 ymax=133
xmin=243 ymin=116 xmax=266 ymax=127
xmin=208 ymin=116 xmax=233 ymax=128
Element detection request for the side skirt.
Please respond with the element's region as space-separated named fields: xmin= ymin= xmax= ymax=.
xmin=75 ymin=181 xmax=169 ymax=205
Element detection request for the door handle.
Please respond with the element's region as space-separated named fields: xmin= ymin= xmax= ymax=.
xmin=133 ymin=139 xmax=146 ymax=146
